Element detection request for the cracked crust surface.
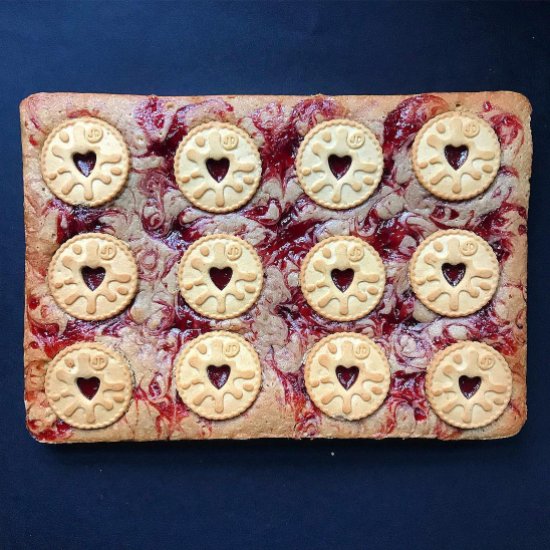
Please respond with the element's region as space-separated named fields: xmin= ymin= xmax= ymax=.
xmin=21 ymin=91 xmax=531 ymax=442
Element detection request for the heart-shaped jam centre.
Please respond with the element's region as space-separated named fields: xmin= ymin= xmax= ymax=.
xmin=209 ymin=267 xmax=232 ymax=290
xmin=444 ymin=145 xmax=468 ymax=171
xmin=442 ymin=263 xmax=466 ymax=287
xmin=77 ymin=377 xmax=101 ymax=400
xmin=459 ymin=375 xmax=481 ymax=399
xmin=207 ymin=365 xmax=231 ymax=389
xmin=73 ymin=152 xmax=97 ymax=177
xmin=206 ymin=158 xmax=230 ymax=182
xmin=335 ymin=366 xmax=359 ymax=390
xmin=331 ymin=268 xmax=354 ymax=292
xmin=328 ymin=154 xmax=352 ymax=179
xmin=81 ymin=266 xmax=106 ymax=291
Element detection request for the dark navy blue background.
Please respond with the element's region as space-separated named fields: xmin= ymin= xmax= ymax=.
xmin=1 ymin=2 xmax=549 ymax=548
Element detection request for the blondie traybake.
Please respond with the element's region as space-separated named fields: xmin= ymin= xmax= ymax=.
xmin=20 ymin=91 xmax=531 ymax=442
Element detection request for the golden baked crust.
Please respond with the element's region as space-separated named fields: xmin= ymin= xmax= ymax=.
xmin=21 ymin=91 xmax=531 ymax=442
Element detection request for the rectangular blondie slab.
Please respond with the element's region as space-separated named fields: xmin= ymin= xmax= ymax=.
xmin=21 ymin=91 xmax=531 ymax=442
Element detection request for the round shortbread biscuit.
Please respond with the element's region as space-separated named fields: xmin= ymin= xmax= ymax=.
xmin=412 ymin=111 xmax=500 ymax=200
xmin=48 ymin=233 xmax=138 ymax=321
xmin=409 ymin=230 xmax=499 ymax=317
xmin=296 ymin=119 xmax=384 ymax=210
xmin=41 ymin=117 xmax=130 ymax=207
xmin=178 ymin=234 xmax=263 ymax=320
xmin=45 ymin=342 xmax=133 ymax=429
xmin=175 ymin=331 xmax=262 ymax=420
xmin=300 ymin=236 xmax=385 ymax=321
xmin=174 ymin=122 xmax=262 ymax=213
xmin=304 ymin=332 xmax=390 ymax=421
xmin=296 ymin=119 xmax=383 ymax=210
xmin=426 ymin=341 xmax=512 ymax=429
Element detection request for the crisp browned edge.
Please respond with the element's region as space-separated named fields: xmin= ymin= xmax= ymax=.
xmin=20 ymin=91 xmax=531 ymax=443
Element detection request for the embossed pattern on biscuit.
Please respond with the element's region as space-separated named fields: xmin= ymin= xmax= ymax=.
xmin=174 ymin=122 xmax=262 ymax=213
xmin=426 ymin=341 xmax=512 ymax=429
xmin=305 ymin=333 xmax=390 ymax=421
xmin=409 ymin=230 xmax=499 ymax=317
xmin=412 ymin=111 xmax=500 ymax=200
xmin=175 ymin=331 xmax=262 ymax=420
xmin=40 ymin=117 xmax=130 ymax=207
xmin=48 ymin=233 xmax=138 ymax=321
xmin=45 ymin=342 xmax=133 ymax=430
xmin=178 ymin=234 xmax=263 ymax=320
xmin=300 ymin=236 xmax=385 ymax=321
xmin=296 ymin=119 xmax=383 ymax=210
